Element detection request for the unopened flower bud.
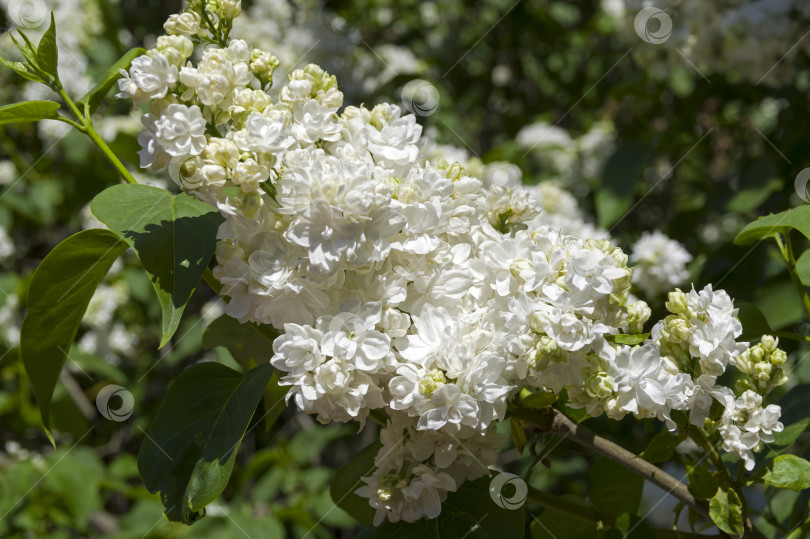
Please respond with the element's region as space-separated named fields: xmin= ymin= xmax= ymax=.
xmin=753 ymin=362 xmax=772 ymax=381
xmin=760 ymin=335 xmax=778 ymax=353
xmin=665 ymin=289 xmax=689 ymax=315
xmin=770 ymin=348 xmax=787 ymax=366
xmin=164 ymin=12 xmax=201 ymax=36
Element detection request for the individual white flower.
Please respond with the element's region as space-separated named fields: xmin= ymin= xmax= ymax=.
xmin=609 ymin=343 xmax=668 ymax=416
xmin=233 ymin=111 xmax=295 ymax=153
xmin=291 ymin=98 xmax=343 ymax=144
xmin=116 ymin=53 xmax=178 ymax=104
xmin=367 ymin=105 xmax=422 ymax=167
xmin=153 ymin=104 xmax=207 ymax=157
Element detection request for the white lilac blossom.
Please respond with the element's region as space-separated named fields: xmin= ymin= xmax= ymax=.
xmin=630 ymin=230 xmax=692 ymax=298
xmin=516 ymin=119 xmax=616 ymax=194
xmin=120 ymin=6 xmax=786 ymax=524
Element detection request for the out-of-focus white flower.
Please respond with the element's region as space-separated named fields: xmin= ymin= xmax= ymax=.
xmin=631 ymin=231 xmax=692 ymax=298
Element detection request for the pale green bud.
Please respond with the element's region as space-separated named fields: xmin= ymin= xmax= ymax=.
xmin=665 ymin=289 xmax=689 ymax=315
xmin=753 ymin=362 xmax=772 ymax=381
xmin=760 ymin=335 xmax=778 ymax=353
xmin=586 ymin=372 xmax=613 ymax=399
xmin=770 ymin=349 xmax=787 ymax=366
xmin=664 ymin=317 xmax=691 ymax=343
xmin=772 ymin=368 xmax=788 ymax=387
xmin=735 ymin=349 xmax=753 ymax=374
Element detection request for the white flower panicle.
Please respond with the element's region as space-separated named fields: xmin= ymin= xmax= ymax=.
xmin=121 ymin=4 xmax=787 ymax=523
xmin=630 ymin=230 xmax=692 ymax=298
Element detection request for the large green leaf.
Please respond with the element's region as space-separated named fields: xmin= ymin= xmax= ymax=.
xmin=709 ymin=486 xmax=744 ymax=536
xmin=330 ymin=441 xmax=381 ymax=525
xmin=0 ymin=100 xmax=61 ymax=124
xmin=588 ymin=457 xmax=643 ymax=517
xmin=357 ymin=475 xmax=525 ymax=538
xmin=684 ymin=456 xmax=717 ymax=501
xmin=137 ymin=362 xmax=274 ymax=523
xmin=763 ymin=455 xmax=810 ymax=491
xmin=203 ymin=314 xmax=276 ymax=370
xmin=594 ymin=141 xmax=653 ymax=229
xmin=91 ymin=184 xmax=224 ymax=347
xmin=640 ymin=429 xmax=686 ymax=463
xmin=770 ymin=418 xmax=810 ymax=448
xmin=734 ymin=205 xmax=810 ymax=245
xmin=20 ymin=229 xmax=128 ymax=440
xmin=77 ymin=47 xmax=146 ymax=113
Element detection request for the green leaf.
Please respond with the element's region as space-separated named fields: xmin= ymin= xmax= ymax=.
xmin=771 ymin=418 xmax=810 ymax=447
xmin=203 ymin=314 xmax=276 ymax=370
xmin=77 ymin=47 xmax=146 ymax=114
xmin=589 ymin=457 xmax=643 ymax=517
xmin=763 ymin=455 xmax=810 ymax=491
xmin=736 ymin=302 xmax=773 ymax=342
xmin=19 ymin=229 xmax=128 ymax=439
xmin=511 ymin=417 xmax=527 ymax=454
xmin=609 ymin=333 xmax=650 ymax=346
xmin=137 ymin=362 xmax=274 ymax=523
xmin=796 ymin=250 xmax=810 ymax=287
xmin=36 ymin=13 xmax=58 ymax=80
xmin=726 ymin=158 xmax=781 ymax=214
xmin=603 ymin=513 xmax=657 ymax=539
xmin=595 ymin=141 xmax=653 ymax=229
xmin=0 ymin=56 xmax=47 ymax=84
xmin=0 ymin=100 xmax=61 ymax=125
xmin=10 ymin=31 xmax=38 ymax=67
xmin=734 ymin=205 xmax=810 ymax=245
xmin=531 ymin=495 xmax=597 ymax=539
xmin=684 ymin=457 xmax=718 ymax=501
xmin=640 ymin=429 xmax=685 ymax=463
xmin=330 ymin=441 xmax=380 ymax=525
xmin=91 ymin=184 xmax=224 ymax=347
xmin=358 ymin=476 xmax=525 ymax=538
xmin=521 ymin=390 xmax=558 ymax=409
xmin=709 ymin=486 xmax=744 ymax=536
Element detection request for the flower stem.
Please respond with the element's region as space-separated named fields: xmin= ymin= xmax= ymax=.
xmin=57 ymin=86 xmax=137 ymax=185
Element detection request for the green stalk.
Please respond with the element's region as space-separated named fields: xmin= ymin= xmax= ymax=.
xmin=57 ymin=86 xmax=137 ymax=185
